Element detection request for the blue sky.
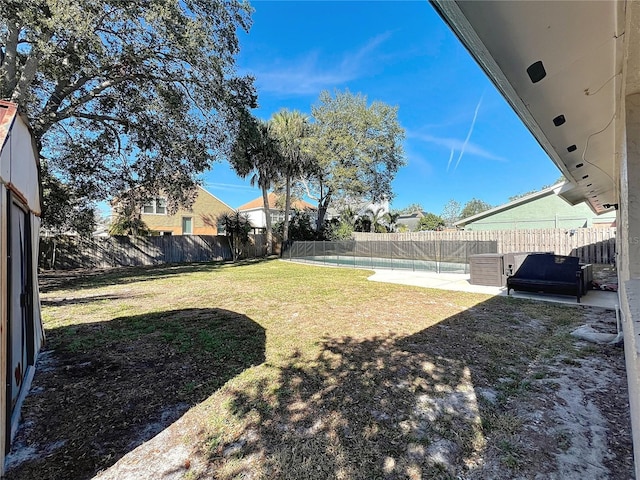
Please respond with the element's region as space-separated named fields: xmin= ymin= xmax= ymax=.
xmin=202 ymin=0 xmax=562 ymax=214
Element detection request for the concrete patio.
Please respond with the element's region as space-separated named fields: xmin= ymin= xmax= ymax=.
xmin=368 ymin=269 xmax=619 ymax=310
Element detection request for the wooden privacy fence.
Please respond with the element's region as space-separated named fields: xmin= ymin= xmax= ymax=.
xmin=40 ymin=228 xmax=616 ymax=270
xmin=39 ymin=234 xmax=271 ymax=270
xmin=352 ymin=228 xmax=616 ymax=264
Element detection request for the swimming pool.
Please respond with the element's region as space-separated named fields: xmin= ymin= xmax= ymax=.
xmin=286 ymin=255 xmax=469 ymax=274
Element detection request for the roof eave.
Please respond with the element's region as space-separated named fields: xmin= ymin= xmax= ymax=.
xmin=454 ymin=183 xmax=564 ymax=226
xmin=430 ymin=0 xmax=622 ymax=214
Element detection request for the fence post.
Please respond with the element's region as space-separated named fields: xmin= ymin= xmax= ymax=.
xmin=323 ymin=241 xmax=326 ymax=265
xmin=370 ymin=241 xmax=373 ymax=269
xmin=412 ymin=240 xmax=415 ymax=272
xmin=352 ymin=241 xmax=355 ymax=269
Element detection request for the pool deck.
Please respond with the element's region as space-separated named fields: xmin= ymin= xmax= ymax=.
xmin=368 ymin=269 xmax=619 ymax=310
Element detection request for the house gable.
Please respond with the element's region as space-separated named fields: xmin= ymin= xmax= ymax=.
xmin=459 ymin=192 xmax=615 ymax=231
xmin=396 ymin=212 xmax=424 ymax=232
xmin=238 ymin=193 xmax=316 ymax=230
xmin=142 ymin=186 xmax=233 ymax=235
xmin=238 ymin=192 xmax=315 ymax=212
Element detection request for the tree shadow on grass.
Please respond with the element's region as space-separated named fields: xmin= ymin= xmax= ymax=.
xmin=38 ymin=257 xmax=277 ymax=293
xmin=220 ymin=335 xmax=482 ymax=480
xmin=40 ymin=292 xmax=147 ymax=306
xmin=207 ymin=297 xmax=632 ymax=480
xmin=4 ymin=308 xmax=265 ymax=480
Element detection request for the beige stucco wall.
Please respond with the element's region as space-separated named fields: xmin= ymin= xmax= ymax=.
xmin=142 ymin=188 xmax=232 ymax=235
xmin=620 ymin=91 xmax=640 ymax=480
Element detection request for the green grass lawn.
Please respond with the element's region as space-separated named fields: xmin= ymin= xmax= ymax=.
xmin=7 ymin=260 xmax=632 ymax=480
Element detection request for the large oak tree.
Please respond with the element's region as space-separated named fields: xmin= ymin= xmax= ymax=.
xmin=1 ymin=0 xmax=256 ymax=233
xmin=305 ymin=90 xmax=406 ymax=231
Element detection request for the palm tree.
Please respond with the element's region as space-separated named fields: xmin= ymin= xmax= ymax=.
xmin=109 ymin=197 xmax=150 ymax=236
xmin=384 ymin=211 xmax=400 ymax=233
xmin=230 ymin=112 xmax=282 ymax=255
xmin=270 ymin=109 xmax=310 ymax=246
xmin=217 ymin=210 xmax=252 ymax=262
xmin=108 ymin=212 xmax=150 ymax=236
xmin=365 ymin=205 xmax=388 ymax=233
xmin=339 ymin=207 xmax=357 ymax=228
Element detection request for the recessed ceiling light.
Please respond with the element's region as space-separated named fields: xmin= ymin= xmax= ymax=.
xmin=553 ymin=115 xmax=566 ymax=126
xmin=567 ymin=145 xmax=577 ymax=152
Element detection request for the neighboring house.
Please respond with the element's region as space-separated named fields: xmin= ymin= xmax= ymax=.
xmin=396 ymin=212 xmax=425 ymax=232
xmin=454 ymin=183 xmax=616 ymax=231
xmin=238 ymin=192 xmax=316 ymax=232
xmin=0 ymin=101 xmax=44 ymax=473
xmin=139 ymin=186 xmax=233 ymax=235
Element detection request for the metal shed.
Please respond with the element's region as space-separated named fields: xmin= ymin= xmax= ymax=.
xmin=0 ymin=100 xmax=44 ymax=474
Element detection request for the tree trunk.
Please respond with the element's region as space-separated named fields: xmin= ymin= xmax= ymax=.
xmin=11 ymin=32 xmax=52 ymax=107
xmin=316 ymin=193 xmax=331 ymax=232
xmin=261 ymin=185 xmax=272 ymax=255
xmin=0 ymin=21 xmax=20 ymax=97
xmin=230 ymin=234 xmax=239 ymax=262
xmin=282 ymin=173 xmax=292 ymax=245
xmin=51 ymin=238 xmax=57 ymax=270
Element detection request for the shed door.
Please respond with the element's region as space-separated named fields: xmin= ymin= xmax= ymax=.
xmin=6 ymin=198 xmax=34 ymax=449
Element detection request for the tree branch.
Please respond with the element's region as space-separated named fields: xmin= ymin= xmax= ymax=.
xmin=37 ymin=75 xmax=135 ymax=135
xmin=301 ymin=178 xmax=320 ymax=203
xmin=0 ymin=21 xmax=21 ymax=97
xmin=40 ymin=73 xmax=92 ymax=121
xmin=11 ymin=30 xmax=52 ymax=105
xmin=73 ymin=112 xmax=129 ymax=126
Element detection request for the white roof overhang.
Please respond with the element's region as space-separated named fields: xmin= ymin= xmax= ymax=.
xmin=431 ymin=0 xmax=631 ymax=214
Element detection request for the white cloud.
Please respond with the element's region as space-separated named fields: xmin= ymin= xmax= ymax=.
xmin=408 ymin=93 xmax=508 ymax=167
xmin=453 ymin=95 xmax=483 ymax=171
xmin=249 ymin=33 xmax=393 ymax=96
xmin=446 ymin=147 xmax=455 ymax=171
xmin=409 ymin=132 xmax=505 ymax=163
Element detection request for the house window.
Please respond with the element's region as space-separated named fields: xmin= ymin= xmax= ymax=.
xmin=270 ymin=211 xmax=285 ymax=224
xmin=156 ymin=198 xmax=167 ymax=215
xmin=142 ymin=197 xmax=167 ymax=215
xmin=217 ymin=222 xmax=226 ymax=235
xmin=182 ymin=217 xmax=193 ymax=235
